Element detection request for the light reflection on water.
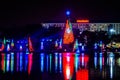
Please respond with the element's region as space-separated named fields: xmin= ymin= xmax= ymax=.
xmin=63 ymin=53 xmax=74 ymax=80
xmin=59 ymin=53 xmax=62 ymax=73
xmin=28 ymin=53 xmax=32 ymax=75
xmin=0 ymin=52 xmax=120 ymax=80
xmin=10 ymin=52 xmax=14 ymax=73
xmin=55 ymin=52 xmax=58 ymax=73
xmin=40 ymin=53 xmax=44 ymax=72
xmin=6 ymin=54 xmax=10 ymax=72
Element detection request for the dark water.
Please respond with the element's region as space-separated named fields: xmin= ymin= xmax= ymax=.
xmin=0 ymin=52 xmax=120 ymax=80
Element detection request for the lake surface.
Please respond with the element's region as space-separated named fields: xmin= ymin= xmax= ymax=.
xmin=0 ymin=51 xmax=120 ymax=80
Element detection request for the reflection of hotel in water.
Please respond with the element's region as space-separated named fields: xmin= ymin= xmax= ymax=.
xmin=42 ymin=23 xmax=120 ymax=35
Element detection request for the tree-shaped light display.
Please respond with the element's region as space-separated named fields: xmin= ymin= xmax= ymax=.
xmin=63 ymin=20 xmax=74 ymax=44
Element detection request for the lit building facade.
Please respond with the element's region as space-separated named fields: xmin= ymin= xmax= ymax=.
xmin=42 ymin=23 xmax=120 ymax=35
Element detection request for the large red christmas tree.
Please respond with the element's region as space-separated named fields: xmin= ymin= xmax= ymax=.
xmin=63 ymin=20 xmax=74 ymax=44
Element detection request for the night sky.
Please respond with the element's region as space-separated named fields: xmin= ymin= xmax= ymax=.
xmin=0 ymin=0 xmax=120 ymax=28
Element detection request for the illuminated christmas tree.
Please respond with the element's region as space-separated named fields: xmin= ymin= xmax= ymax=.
xmin=63 ymin=20 xmax=74 ymax=44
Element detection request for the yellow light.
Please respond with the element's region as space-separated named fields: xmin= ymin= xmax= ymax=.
xmin=76 ymin=19 xmax=89 ymax=23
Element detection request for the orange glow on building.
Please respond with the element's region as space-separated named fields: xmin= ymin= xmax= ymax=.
xmin=63 ymin=20 xmax=74 ymax=44
xmin=63 ymin=53 xmax=74 ymax=80
xmin=28 ymin=37 xmax=34 ymax=52
xmin=76 ymin=19 xmax=89 ymax=23
xmin=0 ymin=43 xmax=4 ymax=52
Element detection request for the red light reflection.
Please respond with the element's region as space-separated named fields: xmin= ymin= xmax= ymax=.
xmin=63 ymin=53 xmax=74 ymax=80
xmin=79 ymin=54 xmax=89 ymax=68
xmin=76 ymin=69 xmax=89 ymax=80
xmin=1 ymin=53 xmax=5 ymax=71
xmin=28 ymin=53 xmax=33 ymax=75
